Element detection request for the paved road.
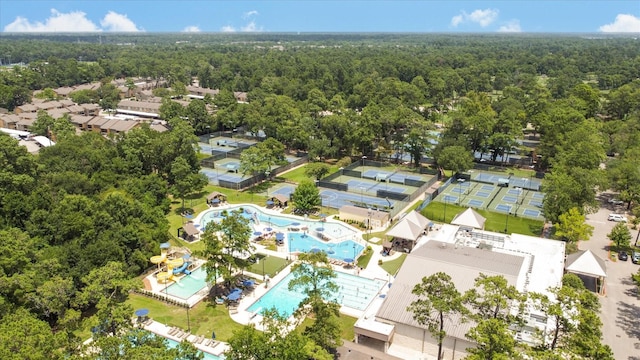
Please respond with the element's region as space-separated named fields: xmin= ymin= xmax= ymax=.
xmin=582 ymin=193 xmax=640 ymax=360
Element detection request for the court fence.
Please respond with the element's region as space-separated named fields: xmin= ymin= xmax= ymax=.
xmin=204 ymin=155 xmax=308 ymax=191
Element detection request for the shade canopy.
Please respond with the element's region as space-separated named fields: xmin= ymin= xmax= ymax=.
xmin=275 ymin=233 xmax=285 ymax=240
xmin=310 ymin=248 xmax=322 ymax=253
xmin=160 ymin=242 xmax=171 ymax=249
xmin=343 ymin=258 xmax=355 ymax=263
xmin=266 ymin=200 xmax=274 ymax=205
xmin=291 ymin=222 xmax=301 ymax=226
xmin=135 ymin=308 xmax=149 ymax=317
xmin=253 ymin=231 xmax=262 ymax=236
xmin=451 ymin=208 xmax=486 ymax=229
xmin=242 ymin=279 xmax=256 ymax=287
xmin=227 ymin=292 xmax=241 ymax=301
xmin=316 ymin=227 xmax=325 ymax=232
xmin=264 ymin=227 xmax=273 ymax=232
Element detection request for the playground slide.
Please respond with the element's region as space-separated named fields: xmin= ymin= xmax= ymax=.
xmin=156 ymin=271 xmax=177 ymax=283
xmin=172 ymin=261 xmax=191 ymax=275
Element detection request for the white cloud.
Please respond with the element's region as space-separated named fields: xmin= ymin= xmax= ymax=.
xmin=3 ymin=9 xmax=142 ymax=32
xmin=599 ymin=14 xmax=640 ymax=33
xmin=451 ymin=8 xmax=499 ymax=28
xmin=498 ymin=20 xmax=521 ymax=33
xmin=221 ymin=25 xmax=236 ymax=32
xmin=183 ymin=25 xmax=201 ymax=33
xmin=243 ymin=10 xmax=259 ymax=19
xmin=241 ymin=21 xmax=263 ymax=32
xmin=100 ymin=11 xmax=141 ymax=32
xmin=4 ymin=9 xmax=100 ymax=32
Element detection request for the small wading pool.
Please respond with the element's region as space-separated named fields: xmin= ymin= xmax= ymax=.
xmin=163 ymin=267 xmax=208 ymax=300
xmin=247 ymin=270 xmax=386 ymax=317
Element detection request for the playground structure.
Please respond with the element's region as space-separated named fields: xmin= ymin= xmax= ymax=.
xmin=150 ymin=242 xmax=192 ymax=284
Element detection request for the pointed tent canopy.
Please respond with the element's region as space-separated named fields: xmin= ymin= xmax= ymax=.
xmin=386 ymin=211 xmax=431 ymax=241
xmin=451 ymin=207 xmax=486 ymax=229
xmin=565 ymin=249 xmax=607 ymax=278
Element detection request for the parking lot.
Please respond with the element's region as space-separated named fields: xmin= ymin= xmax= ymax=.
xmin=582 ymin=192 xmax=640 ymax=359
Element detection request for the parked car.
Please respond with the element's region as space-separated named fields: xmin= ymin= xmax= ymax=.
xmin=619 ymin=251 xmax=628 ymax=261
xmin=632 ymin=251 xmax=640 ymax=264
xmin=608 ymin=198 xmax=624 ymax=205
xmin=608 ymin=214 xmax=628 ymax=222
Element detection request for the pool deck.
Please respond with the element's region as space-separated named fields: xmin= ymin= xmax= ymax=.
xmin=139 ymin=318 xmax=229 ymax=357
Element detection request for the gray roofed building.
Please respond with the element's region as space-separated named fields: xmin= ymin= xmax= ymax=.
xmin=372 ymin=240 xmax=526 ymax=359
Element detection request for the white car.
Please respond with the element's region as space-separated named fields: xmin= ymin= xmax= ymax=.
xmin=608 ymin=198 xmax=624 ymax=205
xmin=608 ymin=214 xmax=628 ymax=222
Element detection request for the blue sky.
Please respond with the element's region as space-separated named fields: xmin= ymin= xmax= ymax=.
xmin=1 ymin=1 xmax=639 ymax=33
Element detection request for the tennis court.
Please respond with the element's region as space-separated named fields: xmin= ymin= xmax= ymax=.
xmin=360 ymin=169 xmax=432 ymax=184
xmin=269 ymin=184 xmax=397 ymax=211
xmin=198 ymin=136 xmax=257 ymax=155
xmin=320 ymin=189 xmax=396 ymax=210
xmin=435 ymin=174 xmax=545 ymax=220
xmin=345 ymin=179 xmax=406 ymax=195
xmin=470 ymin=170 xmax=541 ymax=191
xmin=466 ymin=199 xmax=484 ymax=207
xmin=502 ymin=195 xmax=518 ymax=203
xmin=200 ymin=166 xmax=245 ymax=185
xmin=523 ymin=209 xmax=541 ymax=217
xmin=486 ymin=186 xmax=546 ymax=220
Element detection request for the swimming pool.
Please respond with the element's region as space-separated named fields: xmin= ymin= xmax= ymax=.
xmin=247 ymin=270 xmax=386 ymax=317
xmin=199 ymin=205 xmax=357 ymax=239
xmin=288 ymin=232 xmax=364 ymax=261
xmin=164 ymin=267 xmax=209 ymax=300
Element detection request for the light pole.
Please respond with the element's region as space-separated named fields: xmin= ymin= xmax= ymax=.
xmin=361 ymin=156 xmax=367 ymax=178
xmin=367 ymin=210 xmax=372 ymax=241
xmin=443 ymin=196 xmax=447 ymax=222
xmin=186 ymin=305 xmax=191 ymax=333
xmin=265 ymin=170 xmax=271 ymax=197
xmin=458 ymin=179 xmax=464 ymax=205
xmin=339 ymin=167 xmax=344 ymax=178
xmin=353 ymin=244 xmax=356 ymax=262
xmin=360 ymin=186 xmax=365 ymax=206
xmin=505 ymin=210 xmax=510 ymax=233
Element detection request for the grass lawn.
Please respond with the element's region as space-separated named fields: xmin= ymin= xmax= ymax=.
xmin=246 ymin=253 xmax=290 ymax=278
xmin=421 ymin=202 xmax=544 ymax=237
xmin=126 ymin=293 xmax=244 ymax=341
xmin=356 ymin=247 xmax=374 ymax=268
xmin=277 ymin=163 xmax=313 ymax=183
xmin=380 ymin=254 xmax=407 ymax=276
xmin=298 ymin=314 xmax=358 ymax=342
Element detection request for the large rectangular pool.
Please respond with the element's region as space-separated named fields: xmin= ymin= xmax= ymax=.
xmin=163 ymin=267 xmax=208 ymax=300
xmin=247 ymin=270 xmax=386 ymax=317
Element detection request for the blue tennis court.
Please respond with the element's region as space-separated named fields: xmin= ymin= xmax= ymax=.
xmin=320 ymin=190 xmax=395 ymax=210
xmin=529 ymin=200 xmax=543 ymax=207
xmin=345 ymin=179 xmax=405 ymax=194
xmin=457 ymin=181 xmax=471 ymax=187
xmin=363 ymin=170 xmax=390 ymax=179
xmin=502 ymin=195 xmax=518 ymax=203
xmin=474 ymin=173 xmax=501 ymax=183
xmin=507 ymin=188 xmax=523 ymax=195
xmin=442 ymin=195 xmax=458 ymax=203
xmin=272 ymin=185 xmax=295 ymax=197
xmin=467 ymin=199 xmax=484 ymax=207
xmin=495 ymin=204 xmax=512 ymax=212
xmin=476 ymin=191 xmax=491 ymax=198
xmin=451 ymin=187 xmax=466 ymax=194
xmin=509 ymin=177 xmax=542 ymax=190
xmin=481 ymin=185 xmax=495 ymax=191
xmin=222 ymin=162 xmax=240 ymax=171
xmin=200 ymin=168 xmax=218 ymax=181
xmin=533 ymin=193 xmax=545 ymax=199
xmin=523 ymin=209 xmax=541 ymax=217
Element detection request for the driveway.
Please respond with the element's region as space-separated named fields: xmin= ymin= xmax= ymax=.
xmin=582 ymin=193 xmax=640 ymax=359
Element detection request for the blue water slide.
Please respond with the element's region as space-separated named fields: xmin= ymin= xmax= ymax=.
xmin=173 ymin=261 xmax=191 ymax=275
